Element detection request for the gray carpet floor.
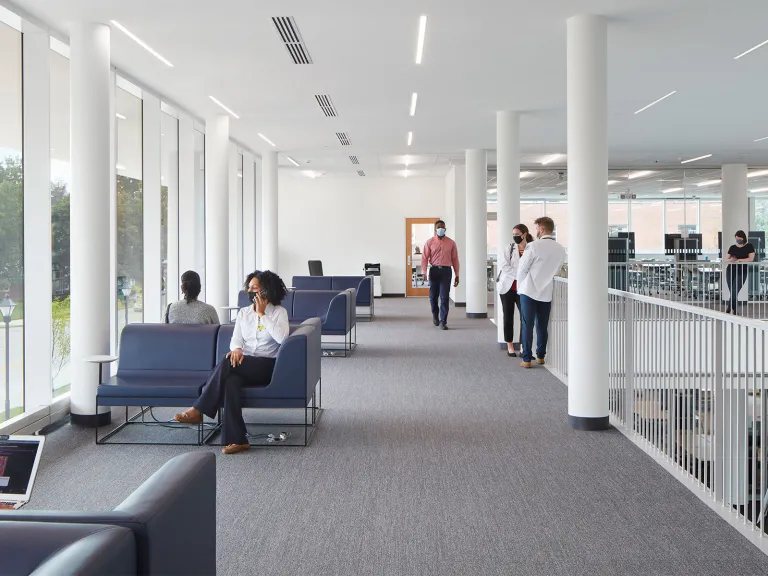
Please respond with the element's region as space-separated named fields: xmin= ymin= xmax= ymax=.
xmin=26 ymin=298 xmax=768 ymax=576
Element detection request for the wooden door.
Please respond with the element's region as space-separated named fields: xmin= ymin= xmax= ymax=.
xmin=406 ymin=218 xmax=439 ymax=297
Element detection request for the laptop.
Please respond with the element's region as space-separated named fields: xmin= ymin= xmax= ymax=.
xmin=0 ymin=435 xmax=45 ymax=510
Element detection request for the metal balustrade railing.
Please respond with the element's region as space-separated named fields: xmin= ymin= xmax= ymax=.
xmin=551 ymin=278 xmax=768 ymax=552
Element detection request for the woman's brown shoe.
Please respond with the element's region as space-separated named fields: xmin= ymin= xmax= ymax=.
xmin=222 ymin=443 xmax=250 ymax=455
xmin=173 ymin=409 xmax=202 ymax=424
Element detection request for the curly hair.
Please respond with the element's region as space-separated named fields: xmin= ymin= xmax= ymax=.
xmin=244 ymin=270 xmax=288 ymax=306
xmin=180 ymin=270 xmax=202 ymax=302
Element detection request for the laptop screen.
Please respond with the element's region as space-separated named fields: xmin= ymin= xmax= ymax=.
xmin=0 ymin=437 xmax=43 ymax=497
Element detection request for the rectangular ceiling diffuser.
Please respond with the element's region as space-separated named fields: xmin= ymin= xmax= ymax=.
xmin=272 ymin=17 xmax=313 ymax=64
xmin=349 ymin=155 xmax=360 ymax=165
xmin=315 ymin=95 xmax=337 ymax=117
xmin=336 ymin=132 xmax=351 ymax=146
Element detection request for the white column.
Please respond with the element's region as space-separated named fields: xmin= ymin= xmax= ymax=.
xmin=177 ymin=115 xmax=196 ymax=278
xmin=465 ymin=149 xmax=488 ymax=318
xmin=721 ymin=164 xmax=749 ymax=303
xmin=567 ymin=14 xmax=609 ymax=430
xmin=22 ymin=24 xmax=53 ymax=410
xmin=495 ymin=111 xmax=521 ymax=345
xmin=254 ymin=157 xmax=264 ymax=270
xmin=721 ymin=164 xmax=749 ymax=239
xmin=70 ymin=23 xmax=112 ymax=425
xmin=262 ymin=150 xmax=278 ymax=272
xmin=205 ymin=116 xmax=230 ymax=322
xmin=448 ymin=164 xmax=466 ymax=305
xmin=228 ymin=150 xmax=241 ymax=305
xmin=108 ymin=70 xmax=117 ymax=370
xmin=142 ymin=94 xmax=162 ymax=322
xmin=166 ymin=152 xmax=180 ymax=303
xmin=242 ymin=153 xmax=257 ymax=273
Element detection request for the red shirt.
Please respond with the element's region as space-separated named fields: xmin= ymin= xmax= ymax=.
xmin=422 ymin=236 xmax=460 ymax=277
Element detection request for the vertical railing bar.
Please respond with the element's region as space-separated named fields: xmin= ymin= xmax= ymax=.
xmin=761 ymin=326 xmax=766 ymax=537
xmin=753 ymin=326 xmax=757 ymax=530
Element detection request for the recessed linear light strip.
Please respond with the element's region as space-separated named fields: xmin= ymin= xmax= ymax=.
xmin=734 ymin=38 xmax=768 ymax=60
xmin=415 ymin=15 xmax=427 ymax=64
xmin=697 ymin=179 xmax=721 ymax=187
xmin=286 ymin=156 xmax=300 ymax=167
xmin=541 ymin=154 xmax=562 ymax=165
xmin=749 ymin=169 xmax=768 ymax=178
xmin=681 ymin=154 xmax=712 ymax=164
xmin=110 ymin=20 xmax=173 ymax=67
xmin=751 ymin=187 xmax=768 ymax=193
xmin=209 ymin=96 xmax=240 ymax=119
xmin=662 ymin=187 xmax=684 ymax=193
xmin=258 ymin=133 xmax=276 ymax=147
xmin=407 ymin=132 xmax=413 ymax=146
xmin=410 ymin=93 xmax=418 ymax=116
xmin=634 ymin=90 xmax=677 ymax=115
xmin=115 ymin=113 xmax=127 ymax=120
xmin=755 ymin=136 xmax=768 ymax=142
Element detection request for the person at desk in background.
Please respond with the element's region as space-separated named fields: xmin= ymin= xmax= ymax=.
xmin=165 ymin=270 xmax=220 ymax=324
xmin=517 ymin=217 xmax=566 ymax=369
xmin=174 ymin=270 xmax=290 ymax=454
xmin=422 ymin=220 xmax=460 ymax=330
xmin=726 ymin=230 xmax=755 ymax=315
xmin=497 ymin=224 xmax=533 ymax=357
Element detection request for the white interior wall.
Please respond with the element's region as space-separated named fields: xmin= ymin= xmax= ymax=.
xmin=278 ymin=174 xmax=446 ymax=294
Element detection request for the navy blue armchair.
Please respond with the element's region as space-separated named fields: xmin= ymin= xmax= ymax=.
xmin=292 ymin=275 xmax=374 ymax=320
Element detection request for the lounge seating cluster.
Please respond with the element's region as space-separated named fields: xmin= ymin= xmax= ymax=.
xmin=292 ymin=275 xmax=375 ymax=320
xmin=0 ymin=452 xmax=216 ymax=576
xmin=96 ymin=319 xmax=321 ymax=445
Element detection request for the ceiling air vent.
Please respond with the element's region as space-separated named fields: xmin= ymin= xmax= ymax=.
xmin=272 ymin=17 xmax=313 ymax=64
xmin=349 ymin=155 xmax=360 ymax=165
xmin=315 ymin=95 xmax=337 ymax=117
xmin=336 ymin=132 xmax=351 ymax=146
xmin=357 ymin=170 xmax=366 ymax=177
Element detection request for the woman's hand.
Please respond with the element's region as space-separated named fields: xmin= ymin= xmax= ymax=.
xmin=226 ymin=348 xmax=244 ymax=367
xmin=255 ymin=293 xmax=268 ymax=316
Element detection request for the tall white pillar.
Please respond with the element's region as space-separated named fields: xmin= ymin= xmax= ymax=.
xmin=262 ymin=150 xmax=278 ymax=272
xmin=567 ymin=14 xmax=609 ymax=430
xmin=495 ymin=111 xmax=521 ymax=345
xmin=721 ymin=164 xmax=749 ymax=240
xmin=242 ymin=153 xmax=257 ymax=273
xmin=205 ymin=116 xmax=230 ymax=322
xmin=70 ymin=23 xmax=112 ymax=426
xmin=466 ymin=149 xmax=488 ymax=318
xmin=447 ymin=164 xmax=466 ymax=305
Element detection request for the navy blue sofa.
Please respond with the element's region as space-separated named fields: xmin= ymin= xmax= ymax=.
xmin=292 ymin=275 xmax=374 ymax=320
xmin=96 ymin=321 xmax=321 ymax=445
xmin=289 ymin=289 xmax=356 ymax=356
xmin=1 ymin=452 xmax=216 ymax=576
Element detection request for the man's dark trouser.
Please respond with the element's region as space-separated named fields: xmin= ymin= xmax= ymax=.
xmin=194 ymin=355 xmax=276 ymax=445
xmin=519 ymin=294 xmax=552 ymax=363
xmin=429 ymin=266 xmax=452 ymax=324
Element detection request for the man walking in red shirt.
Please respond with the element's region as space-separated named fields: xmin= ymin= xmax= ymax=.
xmin=422 ymin=220 xmax=460 ymax=330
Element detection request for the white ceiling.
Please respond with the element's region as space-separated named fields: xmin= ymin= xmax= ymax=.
xmin=7 ymin=0 xmax=768 ymax=176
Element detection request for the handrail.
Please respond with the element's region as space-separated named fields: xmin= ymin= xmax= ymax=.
xmin=554 ymin=276 xmax=768 ymax=330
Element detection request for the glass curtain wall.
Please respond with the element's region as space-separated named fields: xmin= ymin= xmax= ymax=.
xmin=115 ymin=87 xmax=143 ymax=348
xmin=0 ymin=20 xmax=23 ymax=423
xmin=160 ymin=112 xmax=178 ymax=314
xmin=50 ymin=48 xmax=71 ymax=397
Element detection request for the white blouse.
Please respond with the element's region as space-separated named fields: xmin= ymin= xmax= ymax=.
xmin=230 ymin=303 xmax=290 ymax=358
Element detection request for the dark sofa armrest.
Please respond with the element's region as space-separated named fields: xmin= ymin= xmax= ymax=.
xmin=271 ymin=331 xmax=309 ymax=399
xmin=1 ymin=453 xmax=216 ymax=576
xmin=31 ymin=525 xmax=136 ymax=576
xmin=324 ymin=292 xmax=349 ymax=332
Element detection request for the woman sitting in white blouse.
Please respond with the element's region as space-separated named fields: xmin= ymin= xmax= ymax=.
xmin=174 ymin=270 xmax=290 ymax=454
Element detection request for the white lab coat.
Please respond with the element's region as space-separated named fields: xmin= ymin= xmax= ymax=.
xmin=496 ymin=241 xmax=525 ymax=295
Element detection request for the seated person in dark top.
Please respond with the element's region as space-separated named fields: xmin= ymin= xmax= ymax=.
xmin=725 ymin=230 xmax=755 ymax=315
xmin=166 ymin=270 xmax=220 ymax=324
xmin=174 ymin=270 xmax=290 ymax=455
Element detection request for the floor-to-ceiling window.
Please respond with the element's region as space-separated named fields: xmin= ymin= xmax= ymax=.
xmin=116 ymin=86 xmax=143 ymax=347
xmin=700 ymin=200 xmax=722 ymax=252
xmin=194 ymin=129 xmax=205 ymax=296
xmin=608 ymin=200 xmax=629 ymax=232
xmin=160 ymin=112 xmax=178 ymax=314
xmin=50 ymin=45 xmax=71 ymax=398
xmin=520 ymin=202 xmax=544 ymax=233
xmin=665 ymin=199 xmax=699 ymax=236
xmin=631 ymin=200 xmax=664 ymax=254
xmin=544 ymin=201 xmax=569 ymax=248
xmin=0 ymin=18 xmax=24 ymax=423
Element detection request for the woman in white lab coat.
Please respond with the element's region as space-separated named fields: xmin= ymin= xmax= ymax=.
xmin=496 ymin=224 xmax=533 ymax=356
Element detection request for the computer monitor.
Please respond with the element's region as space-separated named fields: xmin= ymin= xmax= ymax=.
xmin=618 ymin=232 xmax=635 ymax=259
xmin=308 ymin=260 xmax=324 ymax=277
xmin=664 ymin=233 xmax=682 ymax=255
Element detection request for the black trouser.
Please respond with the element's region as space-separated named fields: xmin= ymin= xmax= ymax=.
xmin=726 ymin=264 xmax=748 ymax=310
xmin=499 ymin=287 xmax=520 ymax=344
xmin=194 ymin=355 xmax=275 ymax=445
xmin=429 ymin=266 xmax=452 ymax=324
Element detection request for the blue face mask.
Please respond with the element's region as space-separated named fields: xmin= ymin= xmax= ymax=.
xmin=436 ymin=228 xmax=446 ymax=237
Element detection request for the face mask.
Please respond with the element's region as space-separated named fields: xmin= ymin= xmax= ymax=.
xmin=513 ymin=235 xmax=523 ymax=245
xmin=436 ymin=228 xmax=446 ymax=237
xmin=736 ymin=238 xmax=745 ymax=246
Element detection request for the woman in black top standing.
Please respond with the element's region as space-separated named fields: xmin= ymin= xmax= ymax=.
xmin=726 ymin=230 xmax=755 ymax=314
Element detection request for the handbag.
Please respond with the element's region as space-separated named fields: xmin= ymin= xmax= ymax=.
xmin=496 ymin=244 xmax=514 ymax=282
